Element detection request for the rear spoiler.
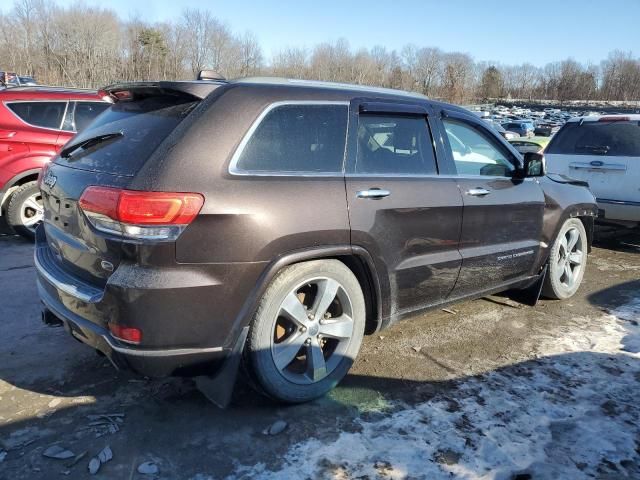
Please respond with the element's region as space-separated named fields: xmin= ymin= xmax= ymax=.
xmin=102 ymin=81 xmax=226 ymax=102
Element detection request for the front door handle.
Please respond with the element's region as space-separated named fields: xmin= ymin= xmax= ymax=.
xmin=466 ymin=187 xmax=491 ymax=197
xmin=356 ymin=188 xmax=391 ymax=199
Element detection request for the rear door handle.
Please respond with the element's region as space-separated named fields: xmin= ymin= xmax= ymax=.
xmin=466 ymin=187 xmax=491 ymax=196
xmin=356 ymin=188 xmax=391 ymax=199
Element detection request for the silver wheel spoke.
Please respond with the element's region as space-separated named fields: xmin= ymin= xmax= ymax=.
xmin=318 ymin=314 xmax=353 ymax=340
xmin=569 ymin=251 xmax=583 ymax=265
xmin=559 ymin=235 xmax=568 ymax=256
xmin=280 ymin=292 xmax=309 ymax=327
xmin=563 ymin=263 xmax=573 ymax=285
xmin=23 ymin=197 xmax=42 ymax=212
xmin=566 ymin=228 xmax=579 ymax=252
xmin=312 ymin=279 xmax=339 ymax=319
xmin=22 ymin=214 xmax=42 ymax=227
xmin=305 ymin=338 xmax=327 ymax=382
xmin=273 ymin=332 xmax=306 ymax=370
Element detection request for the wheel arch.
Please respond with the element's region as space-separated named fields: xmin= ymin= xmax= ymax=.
xmin=230 ymin=245 xmax=387 ymax=350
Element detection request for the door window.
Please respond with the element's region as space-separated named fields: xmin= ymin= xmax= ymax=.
xmin=7 ymin=101 xmax=67 ymax=130
xmin=443 ymin=118 xmax=516 ymax=176
xmin=356 ymin=114 xmax=437 ymax=175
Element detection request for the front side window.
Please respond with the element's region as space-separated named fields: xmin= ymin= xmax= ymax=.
xmin=7 ymin=101 xmax=67 ymax=130
xmin=355 ymin=114 xmax=437 ymax=175
xmin=443 ymin=118 xmax=516 ymax=176
xmin=235 ymin=104 xmax=348 ymax=173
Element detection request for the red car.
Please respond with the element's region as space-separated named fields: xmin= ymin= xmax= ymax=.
xmin=0 ymin=86 xmax=110 ymax=238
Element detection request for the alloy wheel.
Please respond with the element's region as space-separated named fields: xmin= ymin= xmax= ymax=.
xmin=556 ymin=226 xmax=584 ymax=289
xmin=19 ymin=192 xmax=44 ymax=232
xmin=270 ymin=277 xmax=354 ymax=385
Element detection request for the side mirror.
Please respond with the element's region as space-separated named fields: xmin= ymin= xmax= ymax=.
xmin=521 ymin=152 xmax=546 ymax=177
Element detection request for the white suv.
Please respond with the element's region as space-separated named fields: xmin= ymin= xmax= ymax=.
xmin=545 ymin=115 xmax=640 ymax=227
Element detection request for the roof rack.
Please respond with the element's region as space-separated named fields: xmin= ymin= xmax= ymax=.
xmin=233 ymin=77 xmax=429 ymax=100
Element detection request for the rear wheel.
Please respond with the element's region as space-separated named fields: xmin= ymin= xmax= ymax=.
xmin=543 ymin=218 xmax=587 ymax=299
xmin=6 ymin=181 xmax=43 ymax=240
xmin=245 ymin=260 xmax=365 ymax=403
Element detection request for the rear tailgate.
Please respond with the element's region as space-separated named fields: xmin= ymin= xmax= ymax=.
xmin=39 ymin=82 xmax=218 ymax=288
xmin=545 ymin=118 xmax=640 ymax=205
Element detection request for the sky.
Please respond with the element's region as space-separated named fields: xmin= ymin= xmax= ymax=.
xmin=4 ymin=0 xmax=640 ymax=66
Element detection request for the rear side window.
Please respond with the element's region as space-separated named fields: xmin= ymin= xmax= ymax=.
xmin=356 ymin=114 xmax=437 ymax=175
xmin=6 ymin=101 xmax=66 ymax=129
xmin=54 ymin=95 xmax=198 ymax=176
xmin=62 ymin=101 xmax=110 ymax=132
xmin=235 ymin=104 xmax=348 ymax=173
xmin=547 ymin=121 xmax=640 ymax=156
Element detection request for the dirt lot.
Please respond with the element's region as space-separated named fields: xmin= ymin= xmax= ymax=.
xmin=1 ymin=223 xmax=639 ymax=480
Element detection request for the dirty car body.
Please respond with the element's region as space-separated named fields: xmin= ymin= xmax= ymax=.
xmin=35 ymin=78 xmax=598 ymax=403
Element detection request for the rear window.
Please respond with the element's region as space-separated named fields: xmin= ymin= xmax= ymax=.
xmin=54 ymin=95 xmax=198 ymax=176
xmin=547 ymin=121 xmax=640 ymax=156
xmin=7 ymin=101 xmax=66 ymax=129
xmin=235 ymin=104 xmax=348 ymax=173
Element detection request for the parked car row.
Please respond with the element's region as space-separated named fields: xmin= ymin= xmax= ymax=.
xmin=0 ymin=71 xmax=37 ymax=87
xmin=475 ymin=104 xmax=616 ymax=140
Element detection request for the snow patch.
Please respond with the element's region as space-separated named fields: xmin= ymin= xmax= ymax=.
xmin=229 ymin=298 xmax=640 ymax=480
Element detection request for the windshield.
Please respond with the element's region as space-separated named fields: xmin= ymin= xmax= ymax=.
xmin=54 ymin=95 xmax=199 ymax=176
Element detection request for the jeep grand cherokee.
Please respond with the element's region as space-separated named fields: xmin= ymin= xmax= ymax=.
xmin=36 ymin=78 xmax=597 ymax=404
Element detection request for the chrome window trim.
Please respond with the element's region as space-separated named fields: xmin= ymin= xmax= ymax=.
xmin=228 ymin=100 xmax=350 ymax=177
xmin=3 ymin=99 xmax=69 ymax=133
xmin=345 ymin=173 xmax=523 ymax=180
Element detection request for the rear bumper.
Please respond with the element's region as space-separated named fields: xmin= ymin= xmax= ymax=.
xmin=33 ymin=226 xmax=252 ymax=377
xmin=596 ymin=198 xmax=640 ymax=223
xmin=37 ymin=279 xmax=229 ymax=376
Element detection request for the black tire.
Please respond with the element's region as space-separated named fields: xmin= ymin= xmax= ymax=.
xmin=6 ymin=181 xmax=43 ymax=240
xmin=245 ymin=260 xmax=366 ymax=403
xmin=543 ymin=218 xmax=588 ymax=300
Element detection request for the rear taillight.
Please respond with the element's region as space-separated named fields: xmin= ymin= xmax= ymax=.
xmin=79 ymin=186 xmax=204 ymax=241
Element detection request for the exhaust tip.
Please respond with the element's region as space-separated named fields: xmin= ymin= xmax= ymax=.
xmin=42 ymin=308 xmax=63 ymax=327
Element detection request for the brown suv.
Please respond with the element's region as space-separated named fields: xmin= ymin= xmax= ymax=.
xmin=36 ymin=78 xmax=597 ymax=404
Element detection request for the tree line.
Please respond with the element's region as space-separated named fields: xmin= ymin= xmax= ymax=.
xmin=1 ymin=0 xmax=639 ymax=104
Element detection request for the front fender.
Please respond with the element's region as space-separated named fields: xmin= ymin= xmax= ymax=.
xmin=537 ymin=175 xmax=598 ymax=266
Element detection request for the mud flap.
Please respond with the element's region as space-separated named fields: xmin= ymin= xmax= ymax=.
xmin=195 ymin=326 xmax=249 ymax=409
xmin=510 ymin=264 xmax=548 ymax=307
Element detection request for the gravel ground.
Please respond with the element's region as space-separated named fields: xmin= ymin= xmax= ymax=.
xmin=0 ymin=222 xmax=639 ymax=480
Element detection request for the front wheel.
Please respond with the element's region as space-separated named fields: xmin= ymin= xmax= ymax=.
xmin=543 ymin=218 xmax=588 ymax=299
xmin=245 ymin=260 xmax=366 ymax=403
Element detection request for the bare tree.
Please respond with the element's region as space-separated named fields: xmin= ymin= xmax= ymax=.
xmin=0 ymin=0 xmax=637 ymax=103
